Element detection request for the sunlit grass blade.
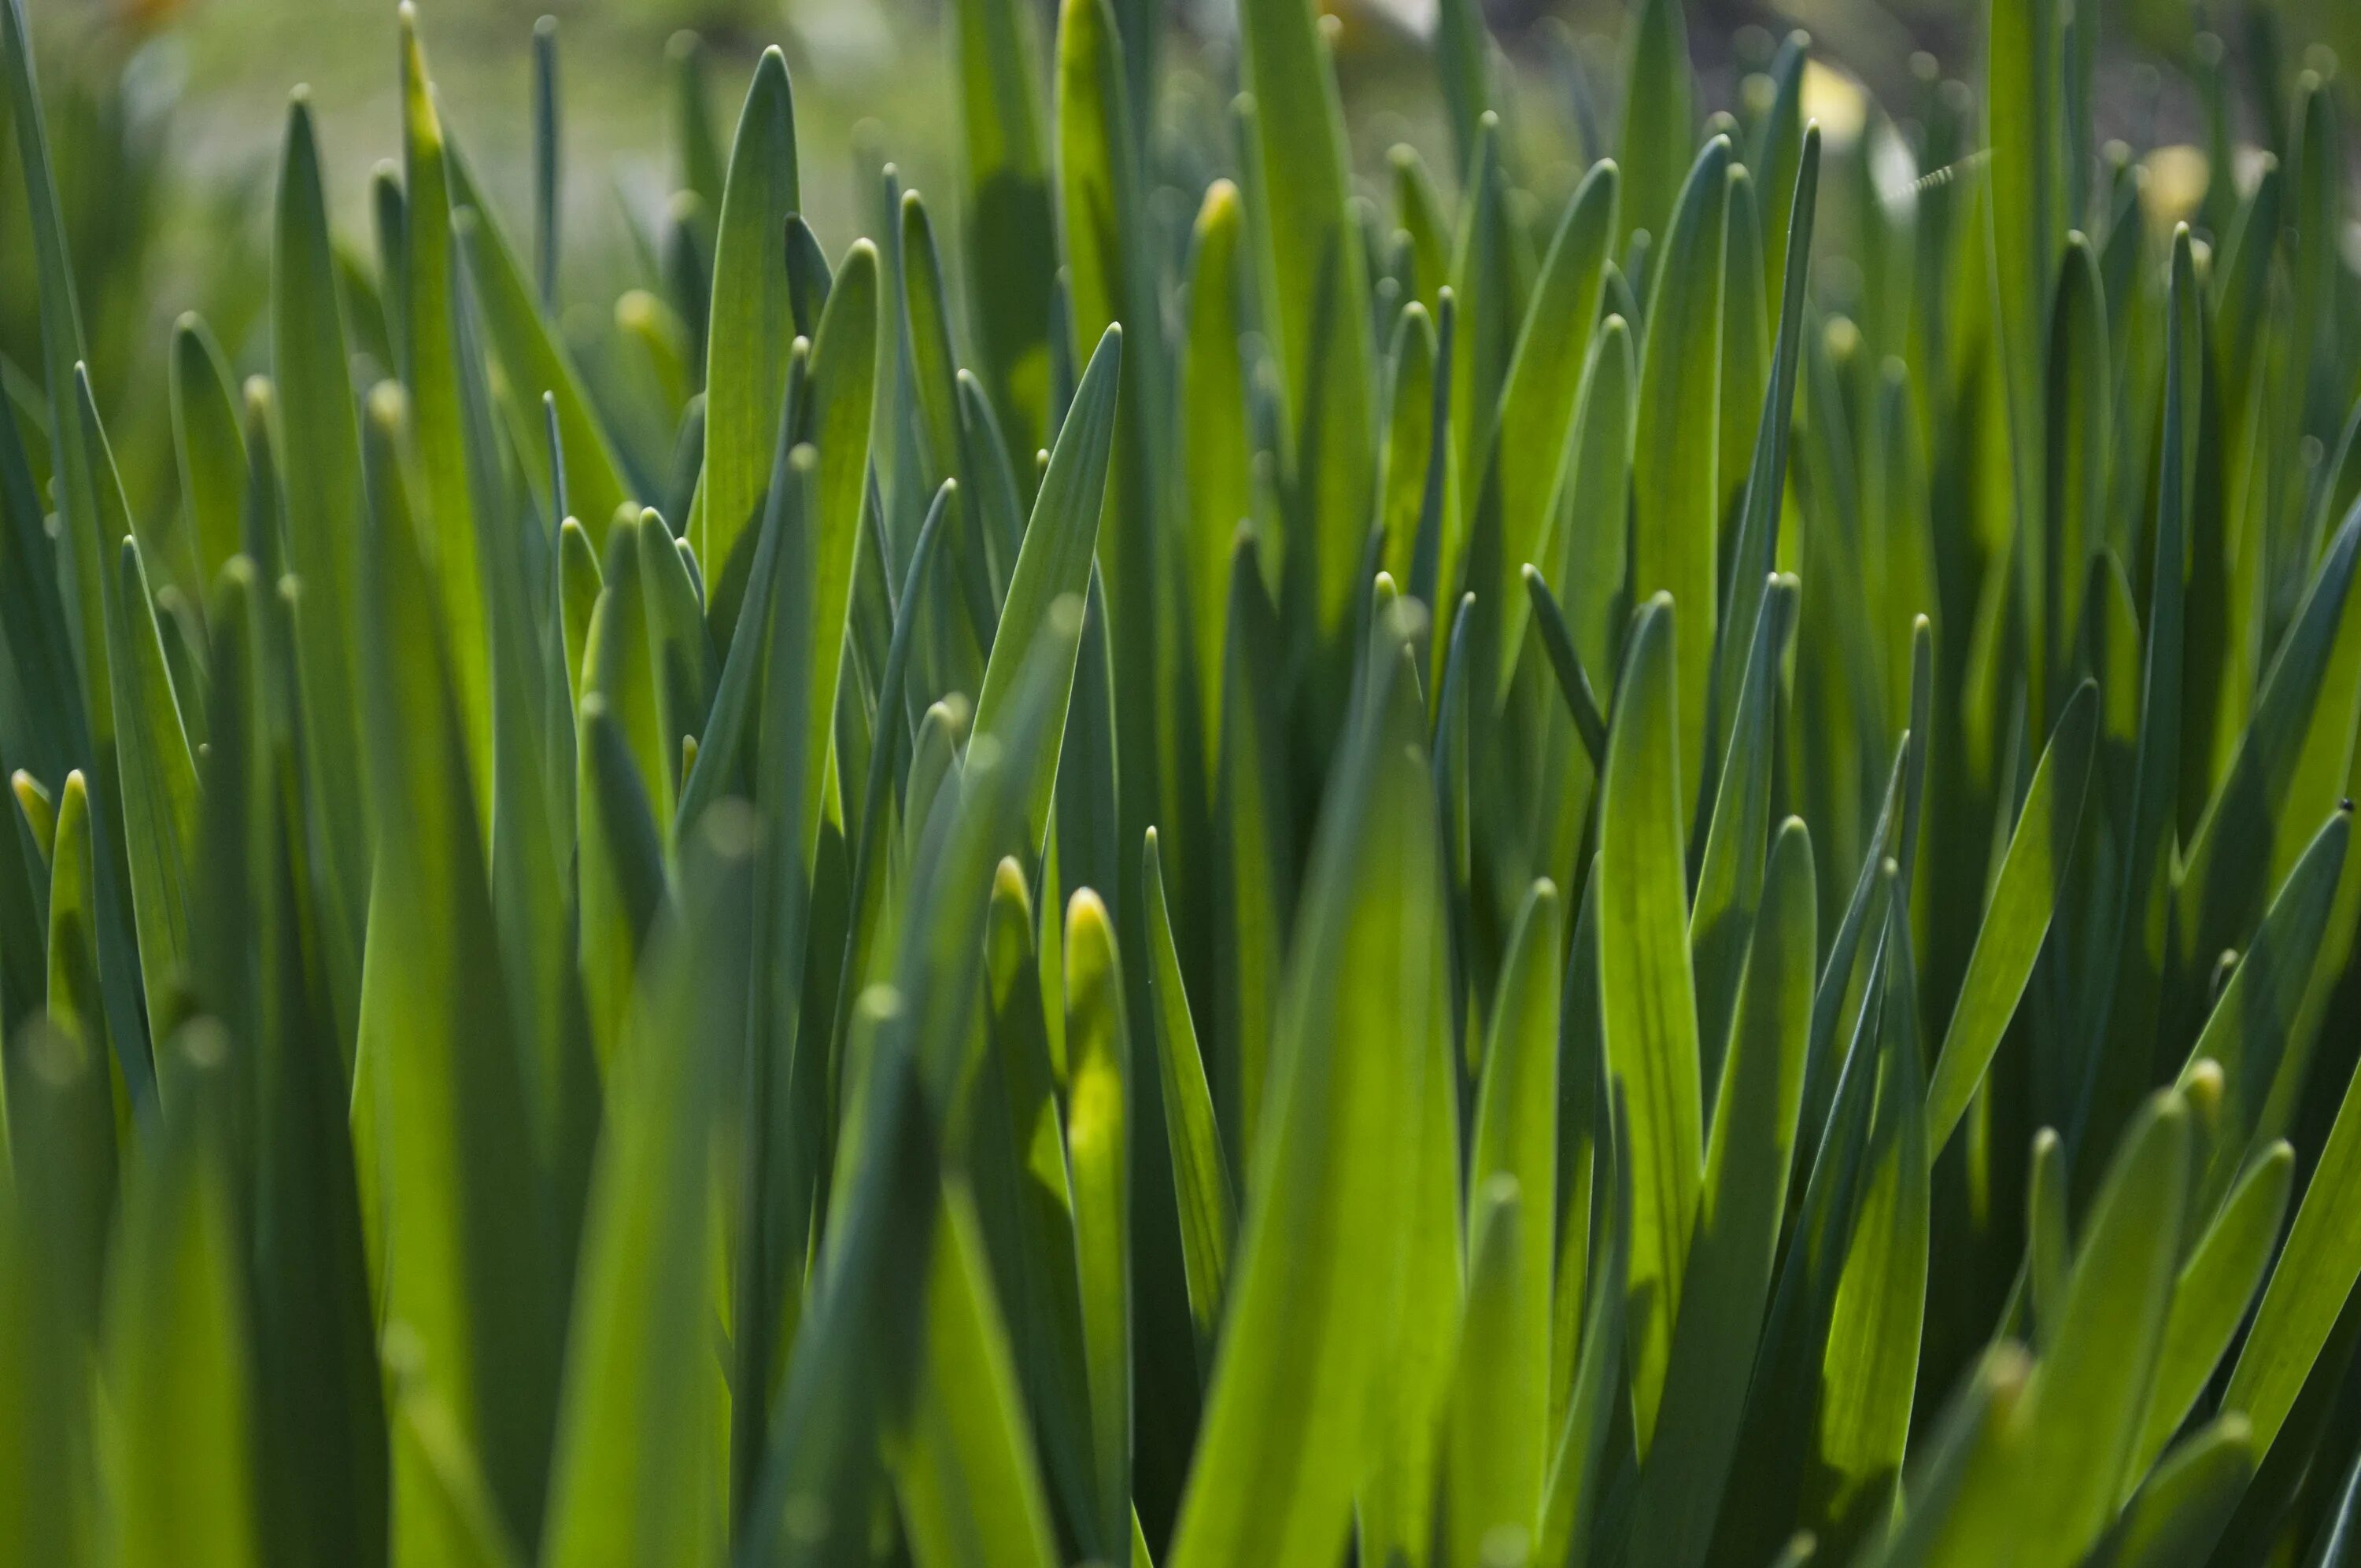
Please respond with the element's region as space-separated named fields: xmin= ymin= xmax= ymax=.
xmin=1628 ymin=818 xmax=1815 ymax=1568
xmin=1143 ymin=828 xmax=1234 ymax=1360
xmin=1597 ymin=592 xmax=1703 ymax=1451
xmin=1923 ymin=678 xmax=2099 ymax=1157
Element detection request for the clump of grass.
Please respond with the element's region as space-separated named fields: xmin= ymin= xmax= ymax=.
xmin=3 ymin=0 xmax=2361 ymax=1562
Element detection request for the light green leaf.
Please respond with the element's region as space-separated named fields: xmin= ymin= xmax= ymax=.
xmin=1597 ymin=592 xmax=1703 ymax=1452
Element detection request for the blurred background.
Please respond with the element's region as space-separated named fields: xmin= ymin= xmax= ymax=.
xmin=6 ymin=0 xmax=2357 ymax=519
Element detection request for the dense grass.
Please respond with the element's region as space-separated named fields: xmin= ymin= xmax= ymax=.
xmin=6 ymin=0 xmax=2361 ymax=1562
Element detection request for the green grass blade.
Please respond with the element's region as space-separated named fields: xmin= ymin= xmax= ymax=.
xmin=1631 ymin=138 xmax=1731 ymax=810
xmin=1237 ymin=0 xmax=1375 ymax=641
xmin=1442 ymin=1176 xmax=1530 ymax=1562
xmin=1628 ymin=818 xmax=1815 ymax=1568
xmin=353 ymin=386 xmax=561 ymax=1555
xmin=1806 ymin=878 xmax=1931 ymax=1557
xmin=1180 ymin=183 xmax=1253 ymax=773
xmin=541 ymin=811 xmax=753 ymax=1568
xmin=1166 ymin=622 xmax=1439 ymax=1567
xmin=1143 ymin=828 xmax=1235 ymax=1360
xmin=1614 ymin=0 xmax=1695 ymax=253
xmin=1064 ymin=888 xmax=1134 ymax=1555
xmin=2130 ymin=1143 xmax=2293 ymax=1479
xmin=168 ymin=313 xmax=246 ymax=593
xmin=100 ymin=1034 xmax=257 ymax=1568
xmin=2179 ymin=810 xmax=2351 ymax=1201
xmin=1495 ymin=162 xmax=1618 ymax=679
xmin=1465 ymin=876 xmax=1565 ymax=1528
xmin=2089 ymin=1415 xmax=2252 ymax=1568
xmin=105 ymin=533 xmax=199 ymax=1046
xmin=1923 ymin=678 xmax=2099 ymax=1157
xmin=2016 ymin=1090 xmax=2193 ymax=1565
xmin=696 ymin=46 xmax=799 ymax=648
xmin=889 ymin=1184 xmax=1064 ymax=1568
xmin=973 ymin=326 xmax=1122 ymax=856
xmin=448 ymin=164 xmax=632 ymax=539
xmin=396 ymin=8 xmax=495 ymax=826
xmin=1691 ymin=573 xmax=1798 ymax=1086
xmin=952 ymin=0 xmax=1054 ymax=465
xmin=1598 ymin=592 xmax=1703 ymax=1451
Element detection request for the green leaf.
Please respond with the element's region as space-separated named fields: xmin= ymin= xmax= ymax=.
xmin=396 ymin=8 xmax=494 ymax=827
xmin=1494 ymin=161 xmax=1618 ymax=680
xmin=2015 ymin=1091 xmax=2193 ymax=1566
xmin=1806 ymin=880 xmax=1931 ymax=1557
xmin=1557 ymin=314 xmax=1638 ymax=681
xmin=168 ymin=313 xmax=246 ymax=593
xmin=2178 ymin=810 xmax=2351 ymax=1203
xmin=105 ymin=534 xmax=200 ymax=1046
xmin=1598 ymin=592 xmax=1703 ymax=1451
xmin=1923 ymin=678 xmax=2100 ymax=1157
xmin=2088 ymin=1416 xmax=2252 ymax=1568
xmin=952 ymin=0 xmax=1055 ymax=464
xmin=1166 ymin=618 xmax=1440 ymax=1567
xmin=447 ymin=168 xmax=632 ymax=540
xmin=100 ymin=1032 xmax=258 ymax=1568
xmin=1630 ymin=138 xmax=1731 ymax=810
xmin=1142 ymin=827 xmax=1235 ymax=1360
xmin=1236 ymin=0 xmax=1375 ymax=639
xmin=972 ymin=326 xmax=1122 ymax=856
xmin=1465 ymin=876 xmax=1565 ymax=1529
xmin=1180 ymin=182 xmax=1253 ymax=774
xmin=2130 ymin=1143 xmax=2292 ymax=1478
xmin=1063 ymin=887 xmax=1133 ymax=1555
xmin=1614 ymin=0 xmax=1695 ymax=253
xmin=541 ymin=810 xmax=754 ymax=1568
xmin=1691 ymin=573 xmax=1798 ymax=1086
xmin=1627 ymin=819 xmax=1816 ymax=1568
xmin=889 ymin=1184 xmax=1064 ymax=1568
xmin=696 ymin=46 xmax=800 ymax=647
xmin=353 ymin=384 xmax=561 ymax=1555
xmin=1442 ymin=1175 xmax=1531 ymax=1564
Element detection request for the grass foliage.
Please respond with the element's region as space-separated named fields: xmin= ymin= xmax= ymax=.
xmin=6 ymin=0 xmax=2361 ymax=1562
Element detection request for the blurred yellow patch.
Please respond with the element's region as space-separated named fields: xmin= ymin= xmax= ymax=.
xmin=2141 ymin=145 xmax=2209 ymax=231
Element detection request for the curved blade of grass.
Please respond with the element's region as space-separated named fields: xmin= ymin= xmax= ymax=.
xmin=105 ymin=537 xmax=198 ymax=1041
xmin=2179 ymin=810 xmax=2350 ymax=1203
xmin=889 ymin=1182 xmax=1063 ymax=1568
xmin=1714 ymin=127 xmax=1820 ymax=759
xmin=353 ymin=385 xmax=561 ymax=1554
xmin=541 ymin=810 xmax=753 ymax=1568
xmin=1180 ymin=182 xmax=1253 ymax=771
xmin=1628 ymin=818 xmax=1815 ymax=1568
xmin=696 ymin=46 xmax=799 ymax=647
xmin=1143 ymin=827 xmax=1235 ymax=1359
xmin=2087 ymin=1415 xmax=2252 ymax=1568
xmin=2016 ymin=1090 xmax=2193 ymax=1566
xmin=1807 ymin=880 xmax=1931 ymax=1559
xmin=1691 ymin=573 xmax=1798 ymax=1089
xmin=1598 ymin=592 xmax=1703 ymax=1451
xmin=1557 ymin=314 xmax=1637 ymax=680
xmin=972 ymin=325 xmax=1122 ymax=855
xmin=952 ymin=0 xmax=1054 ymax=464
xmin=1613 ymin=0 xmax=1694 ymax=253
xmin=1924 ymin=678 xmax=2100 ymax=1157
xmin=168 ymin=314 xmax=246 ymax=592
xmin=1494 ymin=161 xmax=1618 ymax=681
xmin=101 ymin=1033 xmax=257 ymax=1568
xmin=1442 ymin=1176 xmax=1530 ymax=1562
xmin=1465 ymin=876 xmax=1565 ymax=1526
xmin=1063 ymin=888 xmax=1134 ymax=1555
xmin=447 ymin=167 xmax=631 ymax=538
xmin=1631 ymin=138 xmax=1731 ymax=810
xmin=1237 ymin=0 xmax=1375 ymax=639
xmin=396 ymin=9 xmax=494 ymax=825
xmin=1166 ymin=629 xmax=1439 ymax=1568
xmin=2130 ymin=1142 xmax=2292 ymax=1479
